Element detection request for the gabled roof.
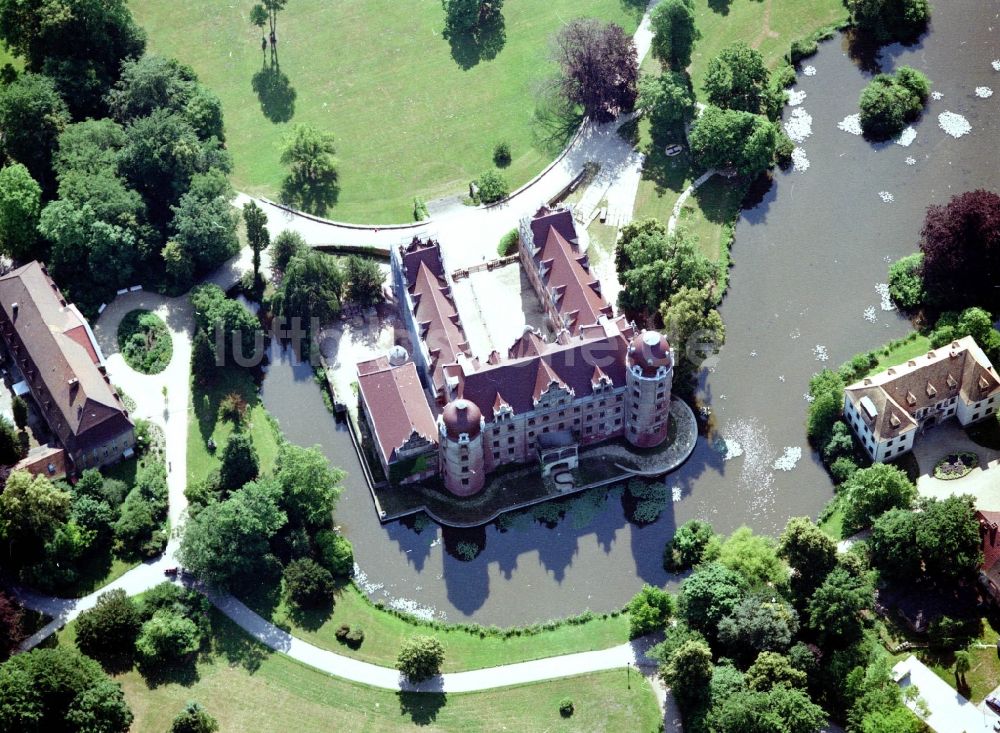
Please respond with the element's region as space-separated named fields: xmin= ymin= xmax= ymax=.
xmin=845 ymin=336 xmax=1000 ymax=443
xmin=526 ymin=208 xmax=612 ymax=335
xmin=0 ymin=262 xmax=132 ymax=459
xmin=454 ymin=316 xmax=633 ymax=420
xmin=357 ymin=356 xmax=438 ymax=466
xmin=402 ymin=241 xmax=472 ymax=393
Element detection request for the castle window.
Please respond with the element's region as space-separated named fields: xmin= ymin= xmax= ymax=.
xmin=614 ymin=418 xmax=621 ymax=426
xmin=508 ymin=436 xmax=515 ymax=445
xmin=462 ymin=478 xmax=469 ymax=486
xmin=493 ymin=452 xmax=500 ymax=460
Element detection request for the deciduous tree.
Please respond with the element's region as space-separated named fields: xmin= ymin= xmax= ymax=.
xmin=0 ymin=73 xmax=70 ymax=191
xmin=0 ymin=164 xmax=41 ymax=261
xmin=840 ymin=463 xmax=916 ymax=534
xmin=702 ymin=43 xmax=770 ymax=114
xmin=688 ymin=105 xmax=777 ymax=178
xmin=650 ymin=0 xmax=698 ymax=70
xmin=552 ymin=19 xmax=638 ymax=123
xmin=397 ymin=635 xmax=445 ymax=682
xmin=0 ymin=647 xmax=133 ymax=732
xmin=75 ymin=589 xmax=141 ymax=663
xmin=919 ymin=190 xmax=1000 ymax=311
xmin=626 ymin=584 xmax=674 ymax=638
xmin=638 ymin=71 xmax=695 ymax=141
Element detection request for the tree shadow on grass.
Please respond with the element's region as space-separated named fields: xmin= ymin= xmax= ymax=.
xmin=398 ymin=691 xmax=448 ymax=726
xmin=287 ymin=597 xmax=334 ymax=633
xmin=707 ymin=0 xmax=733 ymax=15
xmin=211 ymin=609 xmax=271 ymax=674
xmin=445 ymin=15 xmax=506 ymax=70
xmin=252 ymin=55 xmax=296 ymax=123
xmin=193 ymin=367 xmax=263 ymax=447
xmin=138 ymin=656 xmax=200 ymax=689
xmin=280 ymin=171 xmax=339 ymax=217
xmin=530 ymin=91 xmax=584 ymax=157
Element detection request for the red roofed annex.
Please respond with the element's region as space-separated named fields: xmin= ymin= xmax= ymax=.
xmin=0 ymin=261 xmax=135 ymax=473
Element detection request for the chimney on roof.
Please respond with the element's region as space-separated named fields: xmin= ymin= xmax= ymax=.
xmin=11 ymin=302 xmax=17 ymax=319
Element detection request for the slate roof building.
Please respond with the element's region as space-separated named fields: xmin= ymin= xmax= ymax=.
xmin=359 ymin=207 xmax=674 ymax=496
xmin=843 ymin=336 xmax=1000 ymax=462
xmin=0 ymin=261 xmax=135 ymax=472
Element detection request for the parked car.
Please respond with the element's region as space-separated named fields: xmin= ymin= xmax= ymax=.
xmin=664 ymin=144 xmax=684 ymax=157
xmin=163 ymin=566 xmax=179 ymax=577
xmin=986 ymin=694 xmax=1000 ymax=715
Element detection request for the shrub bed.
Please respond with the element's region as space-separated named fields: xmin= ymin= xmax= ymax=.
xmin=933 ymin=452 xmax=979 ymax=480
xmin=117 ymin=310 xmax=172 ymax=375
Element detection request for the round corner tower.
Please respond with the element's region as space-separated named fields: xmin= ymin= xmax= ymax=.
xmin=625 ymin=330 xmax=673 ymax=448
xmin=438 ymin=398 xmax=486 ymax=496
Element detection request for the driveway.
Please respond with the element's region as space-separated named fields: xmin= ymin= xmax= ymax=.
xmin=893 ymin=654 xmax=999 ymax=733
xmin=913 ymin=420 xmax=1000 ymax=509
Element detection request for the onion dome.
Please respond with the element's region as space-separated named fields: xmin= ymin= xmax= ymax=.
xmin=628 ymin=330 xmax=673 ymax=375
xmin=441 ymin=398 xmax=482 ymax=440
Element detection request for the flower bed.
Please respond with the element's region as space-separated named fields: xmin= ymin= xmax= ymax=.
xmin=117 ymin=309 xmax=172 ymax=374
xmin=933 ymin=451 xmax=979 ymax=480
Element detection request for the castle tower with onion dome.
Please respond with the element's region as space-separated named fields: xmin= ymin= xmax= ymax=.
xmin=625 ymin=330 xmax=674 ymax=448
xmin=438 ymin=398 xmax=486 ymax=496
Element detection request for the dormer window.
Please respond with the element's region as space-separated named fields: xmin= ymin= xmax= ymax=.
xmin=906 ymin=391 xmax=917 ymax=406
xmin=925 ymin=382 xmax=937 ymax=398
xmin=947 ymin=374 xmax=958 ymax=389
xmin=889 ymin=414 xmax=901 ymax=428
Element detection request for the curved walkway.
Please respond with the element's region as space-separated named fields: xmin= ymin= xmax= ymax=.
xmin=667 ymin=169 xmax=717 ymax=234
xmin=4 ymin=1 xmax=687 ymax=720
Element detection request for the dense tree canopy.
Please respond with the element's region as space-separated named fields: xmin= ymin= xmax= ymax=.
xmin=0 ymin=163 xmax=41 ymax=260
xmin=75 ymin=589 xmax=141 ymax=664
xmin=778 ymin=517 xmax=838 ymax=603
xmin=887 ymin=252 xmax=925 ymax=310
xmin=638 ymin=71 xmax=696 ymax=141
xmin=0 ymin=471 xmax=71 ymax=566
xmin=845 ymin=0 xmax=930 ymax=43
xmin=442 ymin=0 xmax=503 ymax=35
xmin=0 ymin=0 xmax=146 ymax=118
xmin=283 ymin=557 xmax=335 ymax=608
xmin=840 ymin=463 xmax=916 ymax=534
xmin=718 ymin=595 xmax=799 ymax=665
xmin=344 ymin=255 xmax=384 ymax=307
xmin=0 ymin=591 xmax=23 ymax=661
xmin=807 ymin=567 xmax=873 ymax=646
xmin=274 ymin=443 xmax=344 ymax=529
xmin=707 ymin=685 xmax=826 ymax=733
xmin=662 ymin=639 xmax=713 ymax=710
xmin=688 ymin=105 xmax=778 ymax=178
xmin=272 ymin=250 xmax=345 ymax=327
xmin=663 ymin=519 xmax=717 ymax=572
xmin=0 ymin=647 xmax=133 ymax=732
xmin=107 ymin=55 xmax=224 ymax=141
xmin=702 ymin=43 xmax=773 ymax=115
xmin=552 ymin=19 xmax=638 ymax=123
xmin=858 ymin=67 xmax=929 ymax=141
xmin=170 ymin=701 xmax=219 ymax=733
xmin=0 ymin=72 xmax=70 ymax=191
xmin=178 ymin=479 xmax=287 ymax=588
xmin=718 ymin=526 xmax=788 ymax=588
xmin=626 ymin=584 xmax=674 ymax=638
xmin=919 ymin=190 xmax=1000 ymax=311
xmin=650 ymin=0 xmax=698 ymax=70
xmin=615 ymin=219 xmax=716 ymax=319
xmin=190 ymin=284 xmax=260 ymax=363
xmin=678 ymin=562 xmax=747 ymax=640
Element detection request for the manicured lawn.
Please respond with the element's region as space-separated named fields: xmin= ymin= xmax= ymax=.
xmin=865 ymin=333 xmax=933 ymax=376
xmin=818 ymin=499 xmax=845 ymax=541
xmin=58 ymin=611 xmax=660 ymax=732
xmin=633 ymin=0 xmax=846 ymax=246
xmin=188 ymin=368 xmax=281 ymax=486
xmin=925 ymin=640 xmax=1000 ymax=703
xmin=247 ymin=581 xmax=630 ymax=673
xmin=687 ymin=0 xmax=847 ymax=98
xmin=130 ymin=0 xmax=645 ymax=224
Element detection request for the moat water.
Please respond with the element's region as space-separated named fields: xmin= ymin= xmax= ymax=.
xmin=261 ymin=1 xmax=1000 ymax=625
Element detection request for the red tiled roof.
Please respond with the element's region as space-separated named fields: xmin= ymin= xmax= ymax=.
xmin=528 ymin=209 xmax=612 ymax=335
xmin=357 ymin=356 xmax=438 ymax=466
xmin=0 ymin=262 xmax=132 ymax=462
xmin=401 ymin=241 xmax=471 ymax=393
xmin=455 ymin=317 xmax=633 ymax=420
